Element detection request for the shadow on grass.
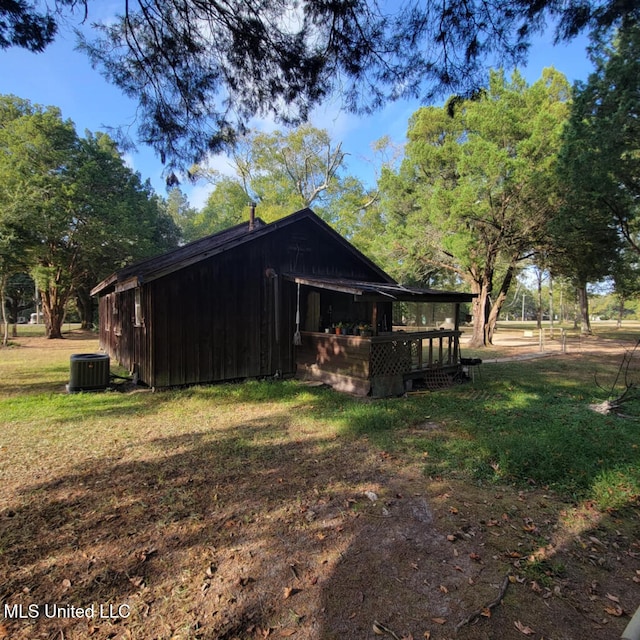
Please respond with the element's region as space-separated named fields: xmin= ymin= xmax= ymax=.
xmin=0 ymin=405 xmax=394 ymax=639
xmin=1 ymin=370 xmax=639 ymax=639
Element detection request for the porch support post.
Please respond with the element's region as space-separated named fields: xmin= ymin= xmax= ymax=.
xmin=453 ymin=303 xmax=461 ymax=362
xmin=371 ymin=303 xmax=378 ymax=336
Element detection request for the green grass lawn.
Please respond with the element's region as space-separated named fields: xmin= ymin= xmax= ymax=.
xmin=1 ymin=330 xmax=639 ymax=640
xmin=2 ymin=329 xmax=639 ymax=509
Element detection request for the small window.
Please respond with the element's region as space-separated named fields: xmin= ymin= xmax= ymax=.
xmin=134 ymin=288 xmax=143 ymax=326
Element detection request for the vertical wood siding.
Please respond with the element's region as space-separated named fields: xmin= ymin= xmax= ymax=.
xmin=98 ymin=215 xmax=393 ymax=388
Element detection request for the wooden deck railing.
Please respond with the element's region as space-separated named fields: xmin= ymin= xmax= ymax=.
xmin=296 ymin=330 xmax=462 ymax=396
xmin=369 ymin=330 xmax=461 ymax=377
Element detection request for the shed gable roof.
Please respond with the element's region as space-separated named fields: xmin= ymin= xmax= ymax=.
xmin=91 ymin=208 xmax=391 ymax=296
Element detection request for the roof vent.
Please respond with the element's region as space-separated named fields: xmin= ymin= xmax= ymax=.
xmin=249 ymin=201 xmax=256 ymax=231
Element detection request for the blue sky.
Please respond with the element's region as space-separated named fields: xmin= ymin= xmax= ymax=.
xmin=0 ymin=19 xmax=595 ymax=209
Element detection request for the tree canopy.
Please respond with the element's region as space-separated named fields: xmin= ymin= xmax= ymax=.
xmin=0 ymin=95 xmax=179 ymax=339
xmin=548 ymin=21 xmax=640 ymax=332
xmin=176 ymin=125 xmax=375 ymax=243
xmin=1 ymin=0 xmax=637 ymax=171
xmin=379 ymin=68 xmax=571 ymax=346
xmin=560 ymin=21 xmax=640 ymax=255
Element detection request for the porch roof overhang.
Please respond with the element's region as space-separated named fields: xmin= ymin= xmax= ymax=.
xmin=284 ymin=274 xmax=475 ymax=303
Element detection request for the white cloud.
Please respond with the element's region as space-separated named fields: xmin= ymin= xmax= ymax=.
xmin=122 ymin=152 xmax=135 ymax=170
xmin=186 ymin=182 xmax=214 ymax=210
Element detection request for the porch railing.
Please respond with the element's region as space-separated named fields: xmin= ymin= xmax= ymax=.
xmin=369 ymin=330 xmax=461 ymax=377
xmin=296 ymin=329 xmax=463 ymax=397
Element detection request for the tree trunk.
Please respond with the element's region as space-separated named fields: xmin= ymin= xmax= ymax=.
xmin=1 ymin=274 xmax=8 ymax=347
xmin=577 ymin=283 xmax=591 ymax=335
xmin=616 ymin=295 xmax=625 ymax=329
xmin=40 ymin=285 xmax=68 ymax=339
xmin=486 ymin=263 xmax=516 ymax=344
xmin=536 ymin=269 xmax=543 ymax=330
xmin=6 ymin=293 xmax=19 ymax=337
xmin=469 ymin=280 xmax=491 ymax=347
xmin=76 ymin=287 xmax=95 ymax=330
xmin=548 ymin=276 xmax=554 ymax=339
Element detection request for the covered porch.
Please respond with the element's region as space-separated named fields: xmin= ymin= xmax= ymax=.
xmin=287 ymin=275 xmax=475 ymax=397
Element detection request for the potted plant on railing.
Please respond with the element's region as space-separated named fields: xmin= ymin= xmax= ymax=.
xmin=359 ymin=323 xmax=372 ymax=337
xmin=334 ymin=322 xmax=345 ymax=335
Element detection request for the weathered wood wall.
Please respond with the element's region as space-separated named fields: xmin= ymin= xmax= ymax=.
xmin=100 ymin=214 xmax=391 ymax=388
xmin=98 ymin=288 xmax=148 ymax=381
xmin=144 ymin=239 xmax=293 ymax=387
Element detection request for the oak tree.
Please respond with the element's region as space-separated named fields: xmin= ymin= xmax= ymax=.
xmin=379 ymin=69 xmax=570 ymax=346
xmin=0 ymin=95 xmax=179 ymax=338
xmin=552 ymin=21 xmax=640 ymax=332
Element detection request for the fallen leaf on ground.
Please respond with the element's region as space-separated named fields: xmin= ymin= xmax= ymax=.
xmin=431 ymin=617 xmax=446 ymax=625
xmin=372 ymin=621 xmax=390 ymax=635
xmin=138 ymin=548 xmax=158 ymax=562
xmin=514 ymin=620 xmax=535 ymax=635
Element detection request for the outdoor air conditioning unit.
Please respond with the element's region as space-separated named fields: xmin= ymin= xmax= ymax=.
xmin=68 ymin=353 xmax=110 ymax=393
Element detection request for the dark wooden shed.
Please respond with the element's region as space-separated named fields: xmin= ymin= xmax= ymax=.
xmin=92 ymin=208 xmax=474 ymax=395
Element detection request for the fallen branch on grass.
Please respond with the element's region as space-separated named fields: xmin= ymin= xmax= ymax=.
xmin=592 ymin=337 xmax=640 ymax=417
xmin=455 ymin=572 xmax=511 ymax=633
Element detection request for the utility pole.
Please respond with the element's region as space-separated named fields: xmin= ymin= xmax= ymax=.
xmin=549 ymin=276 xmax=554 ymax=339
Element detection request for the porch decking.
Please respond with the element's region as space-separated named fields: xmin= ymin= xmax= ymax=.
xmin=295 ymin=330 xmax=463 ymax=397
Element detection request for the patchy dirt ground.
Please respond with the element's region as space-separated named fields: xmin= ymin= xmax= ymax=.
xmin=1 ymin=331 xmax=639 ymax=640
xmin=2 ymin=451 xmax=638 ymax=640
